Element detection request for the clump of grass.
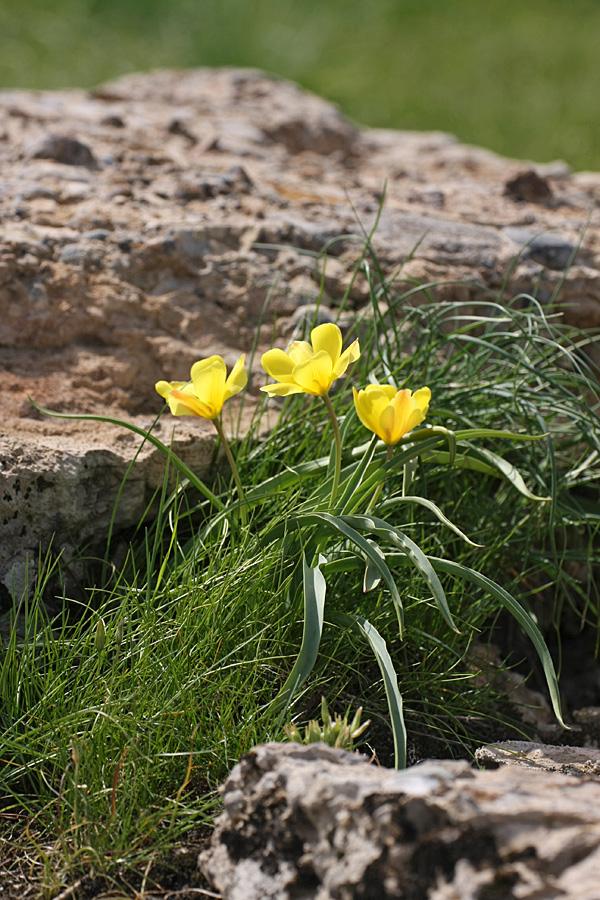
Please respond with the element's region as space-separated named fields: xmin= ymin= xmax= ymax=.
xmin=1 ymin=233 xmax=599 ymax=894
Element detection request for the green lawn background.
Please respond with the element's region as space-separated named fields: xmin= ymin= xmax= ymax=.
xmin=2 ymin=0 xmax=599 ymax=171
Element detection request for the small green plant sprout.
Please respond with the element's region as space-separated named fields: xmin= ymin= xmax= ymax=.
xmin=284 ymin=696 xmax=370 ymax=751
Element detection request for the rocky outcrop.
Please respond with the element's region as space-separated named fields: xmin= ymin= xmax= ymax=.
xmin=476 ymin=740 xmax=600 ymax=776
xmin=199 ymin=741 xmax=600 ymax=900
xmin=2 ymin=67 xmax=600 ymax=591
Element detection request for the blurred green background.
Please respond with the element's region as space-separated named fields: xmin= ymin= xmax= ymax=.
xmin=2 ymin=0 xmax=599 ymax=171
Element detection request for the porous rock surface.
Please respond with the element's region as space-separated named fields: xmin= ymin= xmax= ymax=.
xmin=3 ymin=66 xmax=600 ymax=592
xmin=199 ymin=741 xmax=600 ymax=900
xmin=476 ymin=739 xmax=600 ymax=776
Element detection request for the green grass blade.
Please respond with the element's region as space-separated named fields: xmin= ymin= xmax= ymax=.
xmin=336 ymin=433 xmax=380 ymax=513
xmin=268 ymin=553 xmax=327 ymax=713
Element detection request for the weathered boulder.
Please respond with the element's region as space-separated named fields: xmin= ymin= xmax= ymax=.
xmin=199 ymin=741 xmax=600 ymax=900
xmin=476 ymin=739 xmax=600 ymax=776
xmin=2 ymin=67 xmax=600 ymax=591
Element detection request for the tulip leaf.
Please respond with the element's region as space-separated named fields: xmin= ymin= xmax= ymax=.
xmin=269 ymin=553 xmax=327 ymax=713
xmin=341 ymin=515 xmax=459 ymax=633
xmin=423 ymin=450 xmax=499 ymax=476
xmin=379 ymin=496 xmax=484 ymax=547
xmin=363 ymin=539 xmax=385 ymax=592
xmin=293 ymin=514 xmax=405 ymax=635
xmin=454 ymin=428 xmax=549 ymax=442
xmin=331 ymin=611 xmax=407 ymax=769
xmin=462 ymin=442 xmax=551 ymax=502
xmin=346 ymin=436 xmax=445 ymax=512
xmin=28 ymin=400 xmax=224 ymax=510
xmin=429 ymin=557 xmax=566 ymax=728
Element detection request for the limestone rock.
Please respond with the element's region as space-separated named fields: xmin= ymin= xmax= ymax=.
xmin=476 ymin=740 xmax=600 ymax=777
xmin=199 ymin=741 xmax=600 ymax=900
xmin=3 ymin=67 xmax=600 ymax=589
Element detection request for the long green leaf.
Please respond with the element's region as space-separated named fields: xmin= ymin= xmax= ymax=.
xmin=28 ymin=400 xmax=224 ymax=510
xmin=269 ymin=554 xmax=327 ymax=713
xmin=342 ymin=435 xmax=446 ymax=514
xmin=342 ymin=515 xmax=459 ymax=633
xmin=295 ymin=513 xmax=405 ymax=635
xmin=463 ymin=442 xmax=551 ymax=502
xmin=430 ymin=557 xmax=565 ymax=727
xmin=378 ymin=496 xmax=483 ymax=547
xmin=363 ymin=539 xmax=385 ymax=592
xmin=331 ymin=611 xmax=407 ymax=769
xmin=454 ymin=428 xmax=549 ymax=442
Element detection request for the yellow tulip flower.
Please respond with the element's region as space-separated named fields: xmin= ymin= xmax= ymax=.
xmin=261 ymin=323 xmax=360 ymax=397
xmin=353 ymin=384 xmax=431 ymax=445
xmin=155 ymin=354 xmax=247 ymax=420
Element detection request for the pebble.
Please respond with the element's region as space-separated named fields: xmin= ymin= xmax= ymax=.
xmin=28 ymin=134 xmax=99 ymax=169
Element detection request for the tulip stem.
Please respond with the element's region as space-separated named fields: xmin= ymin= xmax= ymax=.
xmin=213 ymin=418 xmax=248 ymax=526
xmin=322 ymin=394 xmax=342 ymax=508
xmin=368 ymin=445 xmax=394 ymax=511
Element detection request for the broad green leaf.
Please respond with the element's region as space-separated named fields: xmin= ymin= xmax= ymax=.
xmin=407 ymin=425 xmax=456 ymax=465
xmin=269 ymin=553 xmax=327 ymax=713
xmin=331 ymin=611 xmax=407 ymax=769
xmin=430 ymin=557 xmax=565 ymax=728
xmin=294 ymin=513 xmax=405 ymax=635
xmin=363 ymin=539 xmax=385 ymax=592
xmin=342 ymin=515 xmax=459 ymax=633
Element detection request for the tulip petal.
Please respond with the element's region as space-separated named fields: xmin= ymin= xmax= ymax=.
xmin=413 ymin=386 xmax=431 ymax=413
xmin=354 ymin=383 xmax=431 ymax=445
xmin=379 ymin=404 xmax=398 ymax=444
xmin=311 ymin=323 xmax=342 ymax=364
xmin=333 ymin=338 xmax=361 ymax=377
xmin=191 ymin=356 xmax=227 ymax=417
xmin=155 ymin=379 xmax=187 ymax=399
xmin=167 ymin=389 xmax=213 ymax=418
xmin=223 ymin=354 xmax=248 ymax=401
xmin=403 ymin=404 xmax=427 ymax=436
xmin=190 ymin=355 xmax=227 ymax=384
xmin=389 ymin=390 xmax=414 ymax=443
xmin=261 ymin=348 xmax=296 ymax=382
xmin=287 ymin=341 xmax=314 ymax=366
xmin=292 ymin=351 xmax=333 ymax=395
xmin=354 ymin=386 xmax=391 ymax=442
xmin=260 ymin=382 xmax=305 ymax=396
